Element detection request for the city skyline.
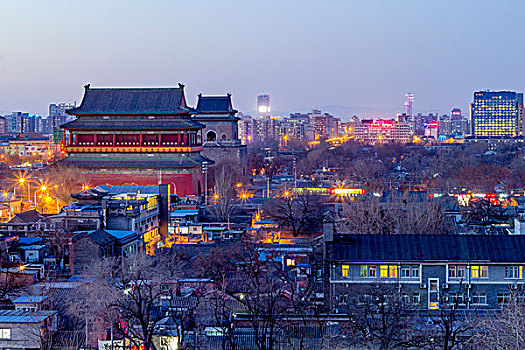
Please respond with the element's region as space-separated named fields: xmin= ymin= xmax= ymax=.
xmin=2 ymin=1 xmax=525 ymax=118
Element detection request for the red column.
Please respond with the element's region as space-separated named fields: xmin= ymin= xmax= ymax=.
xmin=93 ymin=134 xmax=97 ymax=146
xmin=139 ymin=134 xmax=143 ymax=147
xmin=177 ymin=133 xmax=181 ymax=146
xmin=158 ymin=134 xmax=162 ymax=146
xmin=113 ymin=134 xmax=116 ymax=147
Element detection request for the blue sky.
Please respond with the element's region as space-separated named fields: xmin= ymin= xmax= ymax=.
xmin=1 ymin=0 xmax=524 ymax=119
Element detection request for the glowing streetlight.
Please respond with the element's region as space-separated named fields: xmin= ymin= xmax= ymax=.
xmin=283 ymin=190 xmax=290 ymax=198
xmin=16 ymin=177 xmax=31 ymax=203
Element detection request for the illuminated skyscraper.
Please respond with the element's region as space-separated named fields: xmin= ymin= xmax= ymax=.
xmin=257 ymin=94 xmax=271 ymax=118
xmin=471 ymin=91 xmax=523 ymax=138
xmin=405 ymin=93 xmax=414 ymax=117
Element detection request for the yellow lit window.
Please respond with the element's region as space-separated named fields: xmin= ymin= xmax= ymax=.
xmin=286 ymin=259 xmax=295 ymax=266
xmin=520 ymin=266 xmax=523 ymax=279
xmin=471 ymin=266 xmax=479 ymax=278
xmin=429 ymin=302 xmax=439 ymax=310
xmin=380 ymin=265 xmax=388 ymax=278
xmin=342 ymin=265 xmax=349 ymax=277
xmin=389 ymin=266 xmax=398 ymax=278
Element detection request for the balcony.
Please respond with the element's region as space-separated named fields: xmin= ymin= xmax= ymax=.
xmin=65 ymin=145 xmax=203 ymax=153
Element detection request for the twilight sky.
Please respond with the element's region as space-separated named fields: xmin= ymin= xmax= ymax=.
xmin=1 ymin=0 xmax=525 ymax=120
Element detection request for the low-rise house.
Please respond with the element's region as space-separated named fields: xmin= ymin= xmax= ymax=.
xmin=325 ymin=234 xmax=525 ymax=312
xmin=12 ymin=295 xmax=46 ymax=311
xmin=0 ymin=309 xmax=57 ymax=349
xmin=69 ymin=229 xmax=142 ymax=275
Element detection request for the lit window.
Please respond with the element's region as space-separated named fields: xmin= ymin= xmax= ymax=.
xmin=471 ymin=266 xmax=479 ymax=278
xmin=389 ymin=266 xmax=397 ymax=278
xmin=342 ymin=265 xmax=349 ymax=278
xmin=0 ymin=328 xmax=10 ymax=339
xmin=380 ymin=265 xmax=388 ymax=277
xmin=480 ymin=266 xmax=488 ymax=278
xmin=286 ymin=259 xmax=295 ymax=266
xmin=360 ymin=265 xmax=368 ymax=277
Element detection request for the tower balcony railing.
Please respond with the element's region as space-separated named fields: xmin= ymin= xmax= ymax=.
xmin=65 ymin=144 xmax=203 ymax=153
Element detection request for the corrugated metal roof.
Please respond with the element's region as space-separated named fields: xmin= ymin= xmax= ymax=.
xmin=12 ymin=296 xmax=46 ymax=304
xmin=0 ymin=310 xmax=55 ymax=323
xmin=171 ymin=210 xmax=199 ymax=217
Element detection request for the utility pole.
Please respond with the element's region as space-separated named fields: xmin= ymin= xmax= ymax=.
xmin=293 ymin=153 xmax=297 ymax=189
xmin=203 ymin=161 xmax=209 ymax=205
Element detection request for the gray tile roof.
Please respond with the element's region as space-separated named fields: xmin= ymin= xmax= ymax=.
xmin=195 ymin=94 xmax=236 ymax=114
xmin=58 ymin=154 xmax=212 ymax=168
xmin=66 ymin=85 xmax=190 ymax=115
xmin=328 ymin=234 xmax=525 ymax=263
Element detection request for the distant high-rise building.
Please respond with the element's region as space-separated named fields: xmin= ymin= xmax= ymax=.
xmin=353 ymin=119 xmax=412 ymax=144
xmin=471 ymin=91 xmax=523 ymax=138
xmin=257 ymin=94 xmax=271 ymax=118
xmin=49 ymin=103 xmax=76 ymax=133
xmin=405 ymin=93 xmax=414 ymax=118
xmin=0 ymin=117 xmax=7 ymax=134
xmin=450 ymin=108 xmax=469 ymax=136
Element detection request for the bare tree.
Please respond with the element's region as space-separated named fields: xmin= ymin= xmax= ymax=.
xmin=264 ymin=190 xmax=325 ymax=237
xmin=76 ymin=254 xmax=172 ymax=350
xmin=467 ymin=289 xmax=525 ymax=350
xmin=419 ymin=284 xmax=476 ymax=350
xmin=337 ymin=198 xmax=396 ymax=235
xmin=338 ymin=196 xmax=453 ymax=235
xmin=208 ymin=161 xmax=242 ymax=221
xmin=198 ymin=243 xmax=294 ymax=350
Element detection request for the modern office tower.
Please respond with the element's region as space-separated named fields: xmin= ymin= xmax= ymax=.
xmin=257 ymin=94 xmax=271 ymax=118
xmin=471 ymin=91 xmax=523 ymax=138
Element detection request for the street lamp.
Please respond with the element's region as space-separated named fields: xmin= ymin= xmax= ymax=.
xmin=17 ymin=178 xmax=31 ymax=204
xmin=34 ymin=185 xmax=48 ymax=213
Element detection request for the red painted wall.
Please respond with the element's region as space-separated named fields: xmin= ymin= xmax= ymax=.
xmin=84 ymin=173 xmax=200 ymax=196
